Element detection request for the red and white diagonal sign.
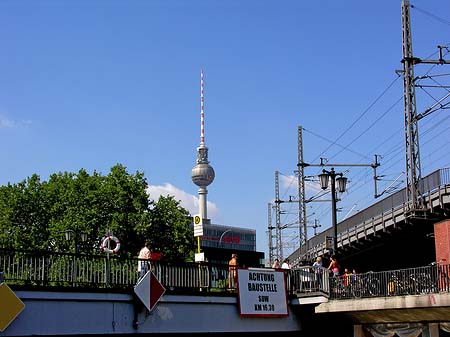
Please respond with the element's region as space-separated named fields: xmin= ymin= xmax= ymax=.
xmin=134 ymin=271 xmax=166 ymax=312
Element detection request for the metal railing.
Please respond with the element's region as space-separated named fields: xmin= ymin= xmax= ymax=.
xmin=0 ymin=248 xmax=332 ymax=297
xmin=328 ymin=263 xmax=450 ymax=300
xmin=289 ymin=266 xmax=330 ymax=296
xmin=9 ymin=248 xmax=450 ymax=301
xmin=0 ymin=248 xmax=230 ymax=293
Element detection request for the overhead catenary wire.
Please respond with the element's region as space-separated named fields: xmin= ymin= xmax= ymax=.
xmin=272 ymin=3 xmax=450 ymax=257
xmin=411 ymin=4 xmax=450 ymax=27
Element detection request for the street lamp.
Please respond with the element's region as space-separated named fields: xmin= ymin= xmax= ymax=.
xmin=318 ymin=168 xmax=348 ymax=255
xmin=219 ymin=229 xmax=232 ymax=248
xmin=65 ymin=229 xmax=88 ymax=286
xmin=65 ymin=229 xmax=88 ymax=253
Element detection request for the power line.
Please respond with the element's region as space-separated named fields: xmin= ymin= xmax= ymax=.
xmin=311 ymin=76 xmax=402 ymax=164
xmin=411 ymin=4 xmax=450 ymax=26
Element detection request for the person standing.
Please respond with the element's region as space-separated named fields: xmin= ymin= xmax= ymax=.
xmin=343 ymin=268 xmax=352 ymax=287
xmin=281 ymin=258 xmax=291 ymax=269
xmin=312 ymin=257 xmax=323 ymax=291
xmin=281 ymin=258 xmax=291 ymax=291
xmin=228 ymin=253 xmax=238 ymax=290
xmin=328 ymin=255 xmax=340 ymax=277
xmin=272 ymin=258 xmax=280 ymax=269
xmin=313 ymin=257 xmax=323 ymax=270
xmin=138 ymin=242 xmax=151 ymax=278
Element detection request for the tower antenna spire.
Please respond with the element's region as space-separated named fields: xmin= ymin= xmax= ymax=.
xmin=200 ymin=69 xmax=205 ymax=146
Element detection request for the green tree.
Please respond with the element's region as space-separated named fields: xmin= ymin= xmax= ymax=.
xmin=0 ymin=164 xmax=195 ymax=262
xmin=145 ymin=195 xmax=194 ymax=263
xmin=0 ymin=175 xmax=51 ymax=250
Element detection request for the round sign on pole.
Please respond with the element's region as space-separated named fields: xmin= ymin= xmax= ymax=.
xmin=194 ymin=215 xmax=201 ymax=225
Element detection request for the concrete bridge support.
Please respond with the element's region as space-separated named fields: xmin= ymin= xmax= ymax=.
xmin=315 ymin=293 xmax=450 ymax=337
xmin=354 ymin=322 xmax=440 ymax=337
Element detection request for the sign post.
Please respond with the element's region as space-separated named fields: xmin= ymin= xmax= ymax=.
xmin=193 ymin=214 xmax=204 ymax=290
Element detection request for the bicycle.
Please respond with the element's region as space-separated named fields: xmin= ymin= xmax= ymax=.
xmin=387 ymin=272 xmax=416 ymax=296
xmin=359 ymin=271 xmax=381 ymax=297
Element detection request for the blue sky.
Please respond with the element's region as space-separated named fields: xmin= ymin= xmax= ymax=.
xmin=0 ymin=0 xmax=449 ymax=256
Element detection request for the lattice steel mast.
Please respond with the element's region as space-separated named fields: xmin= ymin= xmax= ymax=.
xmin=274 ymin=171 xmax=283 ymax=261
xmin=297 ymin=126 xmax=308 ymax=251
xmin=401 ymin=0 xmax=449 ymax=213
xmin=267 ymin=202 xmax=275 ymax=265
xmin=402 ymin=0 xmax=422 ymax=213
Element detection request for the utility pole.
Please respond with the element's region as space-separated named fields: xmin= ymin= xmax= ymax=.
xmin=401 ymin=0 xmax=449 ymax=214
xmin=311 ymin=219 xmax=321 ymax=236
xmin=274 ymin=170 xmax=303 ymax=262
xmin=274 ymin=171 xmax=283 ymax=261
xmin=402 ymin=0 xmax=422 ymax=213
xmin=267 ymin=202 xmax=276 ymax=265
xmin=297 ymin=126 xmax=308 ymax=252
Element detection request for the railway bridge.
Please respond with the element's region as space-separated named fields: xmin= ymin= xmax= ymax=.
xmin=289 ymin=168 xmax=450 ymax=272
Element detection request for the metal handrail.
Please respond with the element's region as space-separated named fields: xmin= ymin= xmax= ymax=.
xmin=0 ymin=249 xmax=335 ymax=296
xmin=0 ymin=248 xmax=230 ymax=293
xmin=6 ymin=248 xmax=446 ymax=301
xmin=328 ymin=263 xmax=450 ymax=300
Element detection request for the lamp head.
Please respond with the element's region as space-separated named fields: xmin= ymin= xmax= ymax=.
xmin=336 ymin=175 xmax=348 ymax=193
xmin=319 ymin=171 xmax=329 ymax=190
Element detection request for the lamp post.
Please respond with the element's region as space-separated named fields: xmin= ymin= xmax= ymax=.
xmin=65 ymin=229 xmax=88 ymax=254
xmin=318 ymin=168 xmax=347 ymax=255
xmin=65 ymin=229 xmax=88 ymax=285
xmin=219 ymin=229 xmax=232 ymax=248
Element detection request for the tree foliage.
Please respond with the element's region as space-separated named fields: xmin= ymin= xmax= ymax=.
xmin=0 ymin=164 xmax=194 ymax=261
xmin=147 ymin=196 xmax=194 ymax=263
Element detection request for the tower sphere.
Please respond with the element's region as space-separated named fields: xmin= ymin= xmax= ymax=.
xmin=191 ymin=163 xmax=215 ymax=187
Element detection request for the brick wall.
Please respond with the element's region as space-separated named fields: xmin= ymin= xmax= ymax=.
xmin=434 ymin=220 xmax=450 ymax=264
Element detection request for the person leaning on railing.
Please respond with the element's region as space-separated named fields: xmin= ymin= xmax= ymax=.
xmin=328 ymin=255 xmax=340 ymax=277
xmin=342 ymin=268 xmax=352 ymax=287
xmin=138 ymin=242 xmax=152 ymax=278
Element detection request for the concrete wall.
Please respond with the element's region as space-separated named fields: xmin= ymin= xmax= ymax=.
xmin=0 ymin=291 xmax=302 ymax=336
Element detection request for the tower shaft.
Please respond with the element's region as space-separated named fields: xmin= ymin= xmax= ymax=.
xmin=198 ymin=187 xmax=208 ymax=220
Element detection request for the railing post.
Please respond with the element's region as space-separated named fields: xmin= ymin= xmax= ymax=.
xmin=72 ymin=253 xmax=77 ymax=287
xmin=41 ymin=254 xmax=47 ymax=287
xmin=105 ymin=253 xmax=110 ymax=286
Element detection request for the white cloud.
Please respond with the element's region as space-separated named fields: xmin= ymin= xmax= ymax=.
xmin=0 ymin=117 xmax=16 ymax=128
xmin=0 ymin=115 xmax=31 ymax=128
xmin=146 ymin=183 xmax=220 ymax=219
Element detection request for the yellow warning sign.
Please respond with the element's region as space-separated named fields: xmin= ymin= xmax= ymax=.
xmin=0 ymin=283 xmax=25 ymax=332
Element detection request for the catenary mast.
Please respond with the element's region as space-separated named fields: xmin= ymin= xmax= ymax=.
xmin=191 ymin=70 xmax=215 ymax=221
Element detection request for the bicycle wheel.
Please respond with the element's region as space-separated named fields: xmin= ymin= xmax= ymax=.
xmin=366 ymin=278 xmax=380 ymax=296
xmin=351 ymin=279 xmax=362 ymax=298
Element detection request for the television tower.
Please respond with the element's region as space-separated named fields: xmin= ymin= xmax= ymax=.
xmin=191 ymin=70 xmax=215 ymax=221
